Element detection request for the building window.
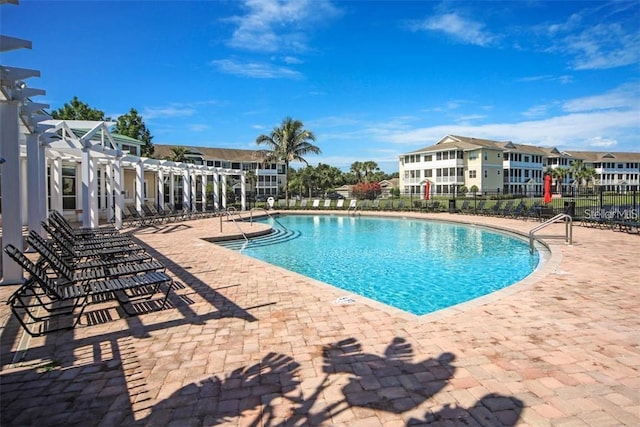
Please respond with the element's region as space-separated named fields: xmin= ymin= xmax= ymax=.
xmin=484 ymin=153 xmax=488 ymax=160
xmin=497 ymin=170 xmax=501 ymax=175
xmin=424 ymin=169 xmax=432 ymax=177
xmin=469 ymin=170 xmax=477 ymax=178
xmin=424 ymin=155 xmax=432 ymax=162
xmin=469 ymin=151 xmax=478 ymax=160
xmin=524 ymin=156 xmax=529 ymax=162
xmin=484 ymin=170 xmax=488 ymax=178
xmin=62 ymin=166 xmax=77 ymax=210
xmin=436 ymin=152 xmax=442 ymax=161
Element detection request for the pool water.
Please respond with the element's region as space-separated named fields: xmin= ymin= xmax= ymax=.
xmin=237 ymin=215 xmax=540 ymax=316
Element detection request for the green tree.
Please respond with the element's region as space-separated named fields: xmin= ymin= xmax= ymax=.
xmin=165 ymin=146 xmax=190 ymax=163
xmin=256 ymin=117 xmax=321 ymax=203
xmin=114 ymin=108 xmax=154 ymax=157
xmin=362 ymin=160 xmax=380 ymax=183
xmin=50 ymin=96 xmax=106 ymax=120
xmin=550 ymin=167 xmax=569 ymax=194
xmin=350 ymin=161 xmax=365 ymax=183
xmin=570 ymin=160 xmax=597 ymax=191
xmin=315 ymin=163 xmax=344 ymax=196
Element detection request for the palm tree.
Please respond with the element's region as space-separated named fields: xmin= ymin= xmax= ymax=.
xmin=256 ymin=117 xmax=321 ymax=203
xmin=165 ymin=146 xmax=190 ymax=163
xmin=350 ymin=161 xmax=365 ymax=183
xmin=570 ymin=160 xmax=597 ymax=192
xmin=362 ymin=160 xmax=380 ymax=183
xmin=549 ymin=167 xmax=568 ymax=194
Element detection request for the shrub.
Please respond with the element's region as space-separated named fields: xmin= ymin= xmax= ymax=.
xmin=352 ymin=182 xmax=382 ymax=200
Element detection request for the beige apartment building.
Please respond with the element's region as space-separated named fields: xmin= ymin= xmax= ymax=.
xmin=399 ymin=135 xmax=640 ymax=197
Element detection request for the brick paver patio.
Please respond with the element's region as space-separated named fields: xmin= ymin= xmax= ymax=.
xmin=1 ymin=211 xmax=638 ymax=426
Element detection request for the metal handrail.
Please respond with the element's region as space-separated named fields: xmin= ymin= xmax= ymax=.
xmin=249 ymin=207 xmax=288 ymax=230
xmin=220 ymin=209 xmax=248 ymax=241
xmin=529 ymin=213 xmax=572 ymax=254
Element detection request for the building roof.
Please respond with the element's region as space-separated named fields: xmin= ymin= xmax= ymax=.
xmin=405 ymin=134 xmax=506 ymax=154
xmin=497 ymin=141 xmax=549 ymax=156
xmin=564 ymin=150 xmax=640 ymax=163
xmin=153 ymin=144 xmax=265 ymax=162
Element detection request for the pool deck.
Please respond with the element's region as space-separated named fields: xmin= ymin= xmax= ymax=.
xmin=1 ymin=211 xmax=639 ymax=426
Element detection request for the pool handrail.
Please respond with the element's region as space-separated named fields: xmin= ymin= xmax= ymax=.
xmin=529 ymin=213 xmax=572 ymax=254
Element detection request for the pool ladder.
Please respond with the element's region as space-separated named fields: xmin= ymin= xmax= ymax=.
xmin=529 ymin=213 xmax=572 ymax=254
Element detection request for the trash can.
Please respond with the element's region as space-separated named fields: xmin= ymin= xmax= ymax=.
xmin=563 ymin=201 xmax=575 ymax=217
xmin=449 ymin=199 xmax=457 ymax=213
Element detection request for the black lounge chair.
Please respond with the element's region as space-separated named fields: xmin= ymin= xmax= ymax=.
xmin=4 ymin=244 xmax=173 ymax=336
xmin=27 ymin=231 xmax=165 ymax=284
xmin=28 ymin=230 xmax=153 ymax=270
xmin=48 ymin=210 xmax=118 ymax=238
xmin=42 ymin=222 xmax=145 ymax=263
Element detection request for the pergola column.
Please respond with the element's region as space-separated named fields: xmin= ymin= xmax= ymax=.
xmin=201 ymin=173 xmax=207 ymax=212
xmin=221 ymin=173 xmax=227 ymax=209
xmin=80 ymin=147 xmax=99 ymax=228
xmin=182 ymin=167 xmax=190 ymax=210
xmin=98 ymin=165 xmax=106 ymax=215
xmin=213 ymin=171 xmax=219 ymax=210
xmin=0 ymin=99 xmax=24 ymax=284
xmin=135 ymin=158 xmax=144 ymax=211
xmin=169 ymin=170 xmax=175 ymax=207
xmin=50 ymin=156 xmax=63 ymax=213
xmin=113 ymin=158 xmax=123 ymax=229
xmin=26 ymin=132 xmax=44 ymax=236
xmin=190 ymin=169 xmax=197 ymax=211
xmin=105 ymin=161 xmax=113 ymax=222
xmin=240 ymin=172 xmax=246 ymax=211
xmin=157 ymin=168 xmax=164 ymax=209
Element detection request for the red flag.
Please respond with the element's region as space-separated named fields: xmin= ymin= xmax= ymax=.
xmin=424 ymin=181 xmax=430 ymax=200
xmin=543 ymin=174 xmax=552 ymax=204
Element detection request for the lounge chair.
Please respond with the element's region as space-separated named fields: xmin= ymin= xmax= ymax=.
xmin=335 ymin=199 xmax=345 ymax=209
xmin=299 ymin=199 xmax=308 ymax=209
xmin=48 ymin=210 xmax=118 ymax=238
xmin=371 ymin=199 xmax=380 ymax=210
xmin=323 ymin=199 xmax=332 ymax=209
xmin=288 ymin=199 xmax=297 ymax=209
xmin=27 ymin=229 xmax=153 ymax=270
xmin=4 ymin=244 xmax=173 ymax=336
xmin=312 ymin=199 xmax=321 ymax=209
xmin=42 ymin=222 xmax=145 ymax=263
xmin=27 ymin=231 xmax=165 ymax=285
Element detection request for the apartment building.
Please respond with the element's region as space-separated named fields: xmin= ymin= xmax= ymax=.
xmin=153 ymin=144 xmax=286 ymax=200
xmin=399 ymin=135 xmax=640 ymax=196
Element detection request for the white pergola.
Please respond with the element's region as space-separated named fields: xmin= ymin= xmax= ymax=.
xmin=1 ymin=25 xmax=246 ymax=285
xmin=1 ymin=30 xmax=49 ymax=284
xmin=40 ymin=119 xmax=247 ymax=229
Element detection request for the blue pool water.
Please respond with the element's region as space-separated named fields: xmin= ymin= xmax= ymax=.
xmin=234 ymin=215 xmax=540 ymax=316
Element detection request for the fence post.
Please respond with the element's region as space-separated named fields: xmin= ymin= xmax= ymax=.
xmin=599 ymin=186 xmax=604 ymax=208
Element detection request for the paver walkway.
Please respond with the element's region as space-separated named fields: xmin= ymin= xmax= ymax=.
xmin=1 ymin=211 xmax=638 ymax=426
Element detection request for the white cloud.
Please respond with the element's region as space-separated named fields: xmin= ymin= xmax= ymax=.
xmin=189 ymin=124 xmax=210 ymax=132
xmin=538 ymin=3 xmax=640 ymax=70
xmin=413 ymin=13 xmax=496 ymax=47
xmin=226 ymin=0 xmax=341 ymax=53
xmin=142 ymin=106 xmax=196 ymax=120
xmin=587 ymin=136 xmax=617 ymax=148
xmin=210 ymin=58 xmax=302 ymax=79
xmin=562 ymin=83 xmax=639 ymax=113
xmin=563 ymin=23 xmax=640 ymax=70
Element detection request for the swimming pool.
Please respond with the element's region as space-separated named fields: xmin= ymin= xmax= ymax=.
xmin=230 ymin=215 xmax=540 ymax=316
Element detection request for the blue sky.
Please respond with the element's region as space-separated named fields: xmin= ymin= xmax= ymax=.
xmin=3 ymin=0 xmax=639 ymax=172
